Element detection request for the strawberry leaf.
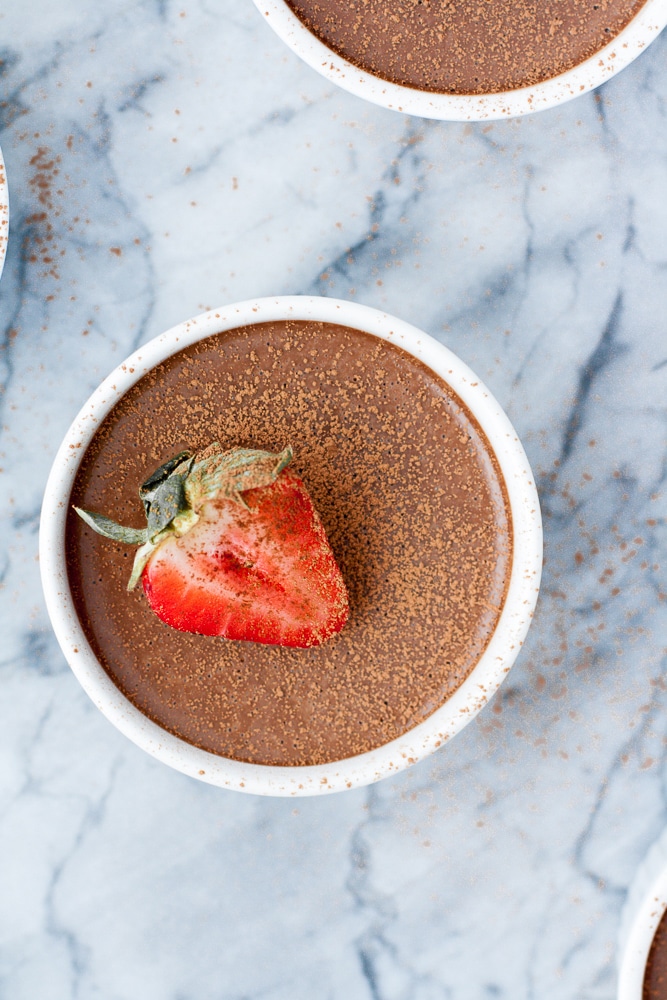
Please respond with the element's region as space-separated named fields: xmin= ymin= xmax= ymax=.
xmin=140 ymin=451 xmax=192 ymax=518
xmin=73 ymin=507 xmax=148 ymax=545
xmin=127 ymin=536 xmax=161 ymax=591
xmin=185 ymin=445 xmax=293 ymax=508
xmin=146 ymin=474 xmax=189 ymax=538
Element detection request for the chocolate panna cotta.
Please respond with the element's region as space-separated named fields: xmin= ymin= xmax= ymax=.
xmin=66 ymin=319 xmax=513 ymax=767
xmin=285 ymin=0 xmax=648 ymax=94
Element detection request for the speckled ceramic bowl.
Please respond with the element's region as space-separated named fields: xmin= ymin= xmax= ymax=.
xmin=618 ymin=828 xmax=667 ymax=999
xmin=253 ymin=0 xmax=667 ymax=120
xmin=0 ymin=148 xmax=9 ymax=282
xmin=40 ymin=296 xmax=542 ymax=796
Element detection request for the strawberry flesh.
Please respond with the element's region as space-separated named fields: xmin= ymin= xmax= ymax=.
xmin=142 ymin=470 xmax=349 ymax=647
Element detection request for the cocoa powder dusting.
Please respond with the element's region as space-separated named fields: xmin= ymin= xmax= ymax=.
xmin=285 ymin=0 xmax=647 ymax=94
xmin=66 ymin=321 xmax=512 ymax=766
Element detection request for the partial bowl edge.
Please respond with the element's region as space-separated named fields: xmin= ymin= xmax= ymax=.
xmin=0 ymin=147 xmax=9 ymax=282
xmin=618 ymin=827 xmax=667 ymax=999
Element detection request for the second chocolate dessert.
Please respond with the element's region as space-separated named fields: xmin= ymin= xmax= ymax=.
xmin=285 ymin=0 xmax=647 ymax=94
xmin=66 ymin=320 xmax=512 ymax=767
xmin=644 ymin=910 xmax=667 ymax=999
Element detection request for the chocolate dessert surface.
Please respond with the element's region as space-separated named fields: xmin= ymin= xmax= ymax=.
xmin=66 ymin=320 xmax=512 ymax=767
xmin=285 ymin=0 xmax=647 ymax=94
xmin=645 ymin=910 xmax=667 ymax=999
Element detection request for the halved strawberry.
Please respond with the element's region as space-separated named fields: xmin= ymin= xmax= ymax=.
xmin=74 ymin=445 xmax=349 ymax=647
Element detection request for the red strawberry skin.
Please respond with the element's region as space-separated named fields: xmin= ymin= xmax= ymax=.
xmin=141 ymin=470 xmax=349 ymax=647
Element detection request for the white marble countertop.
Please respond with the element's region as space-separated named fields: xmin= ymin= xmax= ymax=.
xmin=1 ymin=2 xmax=666 ymax=997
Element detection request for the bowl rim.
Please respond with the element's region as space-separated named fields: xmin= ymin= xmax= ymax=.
xmin=618 ymin=827 xmax=667 ymax=999
xmin=40 ymin=295 xmax=542 ymax=796
xmin=0 ymin=147 xmax=8 ymax=282
xmin=252 ymin=0 xmax=667 ymax=120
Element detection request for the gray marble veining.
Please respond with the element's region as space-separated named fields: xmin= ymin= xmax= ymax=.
xmin=0 ymin=2 xmax=666 ymax=997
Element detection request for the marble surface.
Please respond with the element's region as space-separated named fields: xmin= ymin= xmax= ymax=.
xmin=1 ymin=2 xmax=666 ymax=997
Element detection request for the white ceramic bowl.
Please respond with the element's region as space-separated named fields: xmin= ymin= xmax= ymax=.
xmin=253 ymin=0 xmax=667 ymax=120
xmin=0 ymin=147 xmax=8 ymax=281
xmin=40 ymin=296 xmax=542 ymax=796
xmin=618 ymin=828 xmax=667 ymax=999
